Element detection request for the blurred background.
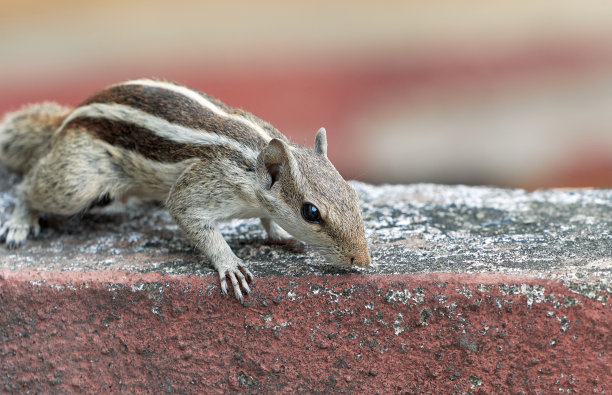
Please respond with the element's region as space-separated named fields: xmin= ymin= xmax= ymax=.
xmin=2 ymin=0 xmax=612 ymax=189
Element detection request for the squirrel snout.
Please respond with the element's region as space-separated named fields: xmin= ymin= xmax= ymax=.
xmin=350 ymin=249 xmax=371 ymax=267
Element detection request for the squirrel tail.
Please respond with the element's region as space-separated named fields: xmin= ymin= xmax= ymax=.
xmin=0 ymin=102 xmax=72 ymax=175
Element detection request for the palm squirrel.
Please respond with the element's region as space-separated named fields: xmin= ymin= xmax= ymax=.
xmin=0 ymin=79 xmax=371 ymax=301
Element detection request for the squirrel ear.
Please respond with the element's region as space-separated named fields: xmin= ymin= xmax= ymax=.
xmin=314 ymin=127 xmax=327 ymax=157
xmin=257 ymin=138 xmax=297 ymax=189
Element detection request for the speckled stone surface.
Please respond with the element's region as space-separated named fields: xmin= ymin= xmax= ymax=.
xmin=1 ymin=166 xmax=610 ymax=393
xmin=1 ymin=166 xmax=610 ymax=296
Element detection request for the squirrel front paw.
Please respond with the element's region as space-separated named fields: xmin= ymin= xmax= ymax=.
xmin=261 ymin=218 xmax=299 ymax=245
xmin=216 ymin=257 xmax=254 ymax=302
xmin=0 ymin=218 xmax=40 ymax=249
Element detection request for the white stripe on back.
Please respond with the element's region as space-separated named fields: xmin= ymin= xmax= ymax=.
xmin=60 ymin=102 xmax=259 ymax=162
xmin=121 ymin=79 xmax=272 ymax=142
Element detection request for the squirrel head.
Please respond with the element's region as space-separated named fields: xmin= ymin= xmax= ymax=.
xmin=256 ymin=128 xmax=371 ymax=267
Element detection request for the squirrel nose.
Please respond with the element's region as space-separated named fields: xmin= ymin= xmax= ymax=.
xmin=350 ymin=250 xmax=371 ymax=267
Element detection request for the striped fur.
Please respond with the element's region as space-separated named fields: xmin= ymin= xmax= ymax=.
xmin=60 ymin=79 xmax=285 ymax=165
xmin=121 ymin=79 xmax=279 ymax=142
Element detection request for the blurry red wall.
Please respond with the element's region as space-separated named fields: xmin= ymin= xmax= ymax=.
xmin=3 ymin=1 xmax=612 ymax=188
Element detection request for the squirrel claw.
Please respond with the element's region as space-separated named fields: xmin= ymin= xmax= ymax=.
xmin=0 ymin=222 xmax=34 ymax=248
xmin=217 ymin=259 xmax=252 ymax=302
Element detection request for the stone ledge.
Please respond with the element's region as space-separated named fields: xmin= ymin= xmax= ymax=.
xmin=1 ymin=167 xmax=610 ymax=393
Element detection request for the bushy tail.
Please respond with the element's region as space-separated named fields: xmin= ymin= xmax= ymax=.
xmin=0 ymin=102 xmax=72 ymax=175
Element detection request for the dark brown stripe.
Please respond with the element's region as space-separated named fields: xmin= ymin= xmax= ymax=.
xmin=80 ymin=82 xmax=286 ymax=151
xmin=60 ymin=117 xmax=254 ymax=170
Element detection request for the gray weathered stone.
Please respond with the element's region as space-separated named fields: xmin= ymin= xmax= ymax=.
xmin=1 ymin=166 xmax=610 ymax=297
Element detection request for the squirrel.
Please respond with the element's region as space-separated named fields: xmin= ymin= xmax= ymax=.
xmin=0 ymin=78 xmax=371 ymax=301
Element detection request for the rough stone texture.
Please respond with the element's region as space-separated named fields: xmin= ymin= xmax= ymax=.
xmin=1 ymin=166 xmax=610 ymax=393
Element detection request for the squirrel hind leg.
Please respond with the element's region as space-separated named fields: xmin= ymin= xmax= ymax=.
xmin=16 ymin=133 xmax=130 ymax=217
xmin=0 ymin=198 xmax=40 ymax=248
xmin=1 ymin=134 xmax=129 ymax=247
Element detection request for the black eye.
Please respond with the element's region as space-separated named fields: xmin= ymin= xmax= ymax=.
xmin=301 ymin=203 xmax=322 ymax=224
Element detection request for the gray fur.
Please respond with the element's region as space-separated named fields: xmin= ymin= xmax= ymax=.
xmin=0 ymin=102 xmax=71 ymax=175
xmin=314 ymin=127 xmax=327 ymax=157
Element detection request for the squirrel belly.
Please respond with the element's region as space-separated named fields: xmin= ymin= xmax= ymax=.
xmin=0 ymin=79 xmax=371 ymax=302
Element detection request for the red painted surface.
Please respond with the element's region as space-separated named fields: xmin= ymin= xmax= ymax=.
xmin=1 ymin=269 xmax=609 ymax=393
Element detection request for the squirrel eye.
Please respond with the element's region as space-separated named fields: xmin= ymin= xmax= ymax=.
xmin=301 ymin=203 xmax=322 ymax=224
